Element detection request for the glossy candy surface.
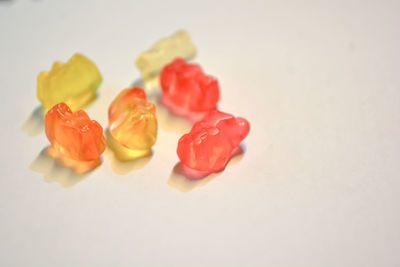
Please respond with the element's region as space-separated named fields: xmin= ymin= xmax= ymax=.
xmin=37 ymin=53 xmax=102 ymax=113
xmin=160 ymin=58 xmax=220 ymax=121
xmin=45 ymin=103 xmax=106 ymax=161
xmin=136 ymin=30 xmax=197 ymax=82
xmin=45 ymin=103 xmax=106 ymax=173
xmin=108 ymin=88 xmax=157 ymax=151
xmin=177 ymin=110 xmax=250 ymax=176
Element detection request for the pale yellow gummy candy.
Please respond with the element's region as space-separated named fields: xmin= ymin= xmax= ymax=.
xmin=37 ymin=53 xmax=102 ymax=113
xmin=135 ymin=30 xmax=197 ymax=82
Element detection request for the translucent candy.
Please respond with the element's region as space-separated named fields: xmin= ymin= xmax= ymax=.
xmin=135 ymin=30 xmax=196 ymax=82
xmin=160 ymin=58 xmax=219 ymax=121
xmin=108 ymin=88 xmax=157 ymax=153
xmin=37 ymin=53 xmax=102 ymax=113
xmin=45 ymin=103 xmax=106 ymax=173
xmin=177 ymin=110 xmax=250 ymax=176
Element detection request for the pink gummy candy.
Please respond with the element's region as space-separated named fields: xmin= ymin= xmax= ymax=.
xmin=177 ymin=110 xmax=250 ymax=177
xmin=160 ymin=58 xmax=220 ymax=121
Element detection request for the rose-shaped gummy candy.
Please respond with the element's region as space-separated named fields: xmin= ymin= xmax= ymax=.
xmin=37 ymin=53 xmax=102 ymax=113
xmin=177 ymin=110 xmax=249 ymax=176
xmin=108 ymin=87 xmax=157 ymax=152
xmin=136 ymin=30 xmax=196 ymax=82
xmin=45 ymin=103 xmax=106 ymax=173
xmin=161 ymin=58 xmax=219 ymax=121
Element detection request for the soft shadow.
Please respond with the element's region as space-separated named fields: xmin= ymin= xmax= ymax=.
xmin=168 ymin=163 xmax=220 ymax=192
xmin=168 ymin=145 xmax=245 ymax=192
xmin=21 ymin=105 xmax=45 ymax=136
xmin=0 ymin=0 xmax=14 ymax=5
xmin=30 ymin=148 xmax=95 ymax=188
xmin=104 ymin=129 xmax=153 ymax=175
xmin=155 ymin=95 xmax=193 ymax=134
xmin=131 ymin=78 xmax=144 ymax=88
xmin=130 ymin=77 xmax=160 ymax=92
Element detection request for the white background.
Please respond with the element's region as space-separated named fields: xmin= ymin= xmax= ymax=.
xmin=1 ymin=0 xmax=399 ymax=266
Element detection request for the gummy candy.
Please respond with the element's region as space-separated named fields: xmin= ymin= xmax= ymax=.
xmin=37 ymin=53 xmax=102 ymax=113
xmin=108 ymin=88 xmax=157 ymax=154
xmin=177 ymin=110 xmax=249 ymax=177
xmin=177 ymin=110 xmax=249 ymax=176
xmin=136 ymin=30 xmax=197 ymax=82
xmin=45 ymin=103 xmax=106 ymax=161
xmin=45 ymin=103 xmax=106 ymax=173
xmin=177 ymin=110 xmax=250 ymax=178
xmin=160 ymin=58 xmax=220 ymax=121
xmin=105 ymin=130 xmax=153 ymax=162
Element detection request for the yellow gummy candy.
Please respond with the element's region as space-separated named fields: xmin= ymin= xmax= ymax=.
xmin=135 ymin=30 xmax=197 ymax=82
xmin=108 ymin=87 xmax=157 ymax=154
xmin=37 ymin=53 xmax=102 ymax=113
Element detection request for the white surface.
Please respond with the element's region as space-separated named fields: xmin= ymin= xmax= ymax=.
xmin=1 ymin=0 xmax=400 ymax=266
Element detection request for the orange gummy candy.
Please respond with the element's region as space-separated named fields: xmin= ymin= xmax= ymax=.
xmin=45 ymin=103 xmax=106 ymax=173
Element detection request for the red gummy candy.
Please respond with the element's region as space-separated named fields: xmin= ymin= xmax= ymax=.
xmin=177 ymin=110 xmax=250 ymax=177
xmin=160 ymin=58 xmax=219 ymax=121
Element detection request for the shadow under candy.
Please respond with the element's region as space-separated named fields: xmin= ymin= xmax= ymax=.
xmin=168 ymin=145 xmax=246 ymax=192
xmin=104 ymin=129 xmax=153 ymax=175
xmin=130 ymin=77 xmax=160 ymax=93
xmin=155 ymin=95 xmax=193 ymax=134
xmin=30 ymin=147 xmax=97 ymax=188
xmin=21 ymin=105 xmax=45 ymax=136
xmin=130 ymin=78 xmax=145 ymax=89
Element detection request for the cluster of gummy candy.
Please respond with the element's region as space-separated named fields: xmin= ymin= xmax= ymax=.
xmin=37 ymin=30 xmax=250 ymax=178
